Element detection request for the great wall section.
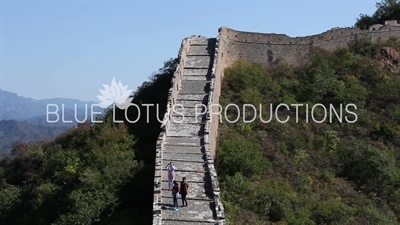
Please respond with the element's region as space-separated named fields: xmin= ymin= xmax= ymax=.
xmin=152 ymin=20 xmax=400 ymax=225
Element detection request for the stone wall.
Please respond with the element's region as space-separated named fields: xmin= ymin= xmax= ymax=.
xmin=216 ymin=23 xmax=400 ymax=68
xmin=207 ymin=27 xmax=229 ymax=157
xmin=203 ymin=33 xmax=226 ymax=223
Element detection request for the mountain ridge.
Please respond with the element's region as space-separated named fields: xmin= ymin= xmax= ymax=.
xmin=0 ymin=88 xmax=103 ymax=121
xmin=0 ymin=119 xmax=71 ymax=152
xmin=0 ymin=89 xmax=106 ymax=152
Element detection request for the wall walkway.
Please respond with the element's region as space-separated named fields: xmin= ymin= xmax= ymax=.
xmin=152 ymin=35 xmax=225 ymax=225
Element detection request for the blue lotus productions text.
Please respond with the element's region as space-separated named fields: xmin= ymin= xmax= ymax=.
xmin=187 ymin=103 xmax=358 ymax=124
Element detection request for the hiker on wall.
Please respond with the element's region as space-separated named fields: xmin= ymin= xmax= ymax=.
xmin=166 ymin=162 xmax=176 ymax=190
xmin=180 ymin=177 xmax=189 ymax=207
xmin=171 ymin=180 xmax=180 ymax=211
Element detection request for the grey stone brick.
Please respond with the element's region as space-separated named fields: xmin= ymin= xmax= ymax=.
xmin=182 ymin=69 xmax=209 ymax=76
xmin=184 ymin=56 xmax=211 ymax=69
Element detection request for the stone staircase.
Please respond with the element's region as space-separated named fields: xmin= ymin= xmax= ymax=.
xmin=153 ymin=36 xmax=225 ymax=225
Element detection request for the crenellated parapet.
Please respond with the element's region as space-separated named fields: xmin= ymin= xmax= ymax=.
xmin=215 ymin=21 xmax=400 ymax=68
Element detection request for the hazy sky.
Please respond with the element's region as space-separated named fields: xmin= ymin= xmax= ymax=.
xmin=1 ymin=0 xmax=377 ymax=102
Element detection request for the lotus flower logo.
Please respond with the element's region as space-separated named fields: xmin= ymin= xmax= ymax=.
xmin=97 ymin=78 xmax=133 ymax=110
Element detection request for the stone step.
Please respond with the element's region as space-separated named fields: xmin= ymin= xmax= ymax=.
xmin=161 ymin=198 xmax=216 ymax=222
xmin=184 ymin=56 xmax=211 ymax=69
xmin=161 ymin=178 xmax=211 ymax=187
xmin=161 ymin=189 xmax=212 ymax=202
xmin=169 ymin=117 xmax=208 ymax=125
xmin=161 ymin=171 xmax=210 ymax=185
xmin=161 ymin=184 xmax=212 ymax=197
xmin=190 ymin=38 xmax=210 ymax=45
xmin=167 ymin=123 xmax=202 ymax=137
xmin=180 ymin=80 xmax=209 ymax=94
xmin=177 ymin=94 xmax=208 ymax=101
xmin=172 ymin=102 xmax=203 ymax=110
xmin=164 ymin=137 xmax=202 ymax=146
xmin=171 ymin=107 xmax=207 ymax=117
xmin=162 ymin=160 xmax=206 ymax=173
xmin=176 ymin=100 xmax=208 ymax=108
xmin=163 ymin=152 xmax=206 ymax=163
xmin=182 ymin=75 xmax=208 ymax=81
xmin=164 ymin=145 xmax=204 ymax=154
xmin=171 ymin=116 xmax=204 ymax=124
xmin=182 ymin=68 xmax=209 ymax=76
xmin=161 ymin=220 xmax=217 ymax=225
xmin=187 ymin=45 xmax=213 ymax=56
xmin=161 ymin=192 xmax=209 ymax=202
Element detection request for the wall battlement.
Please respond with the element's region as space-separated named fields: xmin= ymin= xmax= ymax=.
xmin=221 ymin=20 xmax=400 ymax=45
xmin=216 ymin=21 xmax=400 ymax=68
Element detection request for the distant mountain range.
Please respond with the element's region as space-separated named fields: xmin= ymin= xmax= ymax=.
xmin=0 ymin=89 xmax=103 ymax=122
xmin=0 ymin=89 xmax=105 ymax=152
xmin=0 ymin=120 xmax=68 ymax=152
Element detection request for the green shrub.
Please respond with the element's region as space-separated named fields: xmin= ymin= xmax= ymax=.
xmin=216 ymin=36 xmax=400 ymax=224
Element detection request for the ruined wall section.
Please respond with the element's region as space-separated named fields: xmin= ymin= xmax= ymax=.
xmin=217 ymin=24 xmax=400 ymax=68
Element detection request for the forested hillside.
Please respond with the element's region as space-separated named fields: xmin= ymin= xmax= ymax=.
xmin=0 ymin=58 xmax=177 ymax=225
xmin=0 ymin=0 xmax=399 ymax=224
xmin=0 ymin=120 xmax=70 ymax=153
xmin=216 ymin=33 xmax=400 ymax=225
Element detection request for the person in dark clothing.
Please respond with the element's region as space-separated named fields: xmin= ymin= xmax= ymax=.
xmin=171 ymin=180 xmax=180 ymax=211
xmin=180 ymin=177 xmax=189 ymax=207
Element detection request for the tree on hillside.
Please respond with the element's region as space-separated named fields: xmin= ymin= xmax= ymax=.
xmin=0 ymin=58 xmax=179 ymax=225
xmin=114 ymin=57 xmax=178 ymax=163
xmin=355 ymin=0 xmax=400 ymax=29
xmin=96 ymin=57 xmax=179 ymax=225
xmin=216 ymin=37 xmax=400 ymax=224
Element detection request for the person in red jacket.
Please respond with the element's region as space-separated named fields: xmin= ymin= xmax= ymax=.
xmin=180 ymin=177 xmax=189 ymax=207
xmin=171 ymin=180 xmax=180 ymax=211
